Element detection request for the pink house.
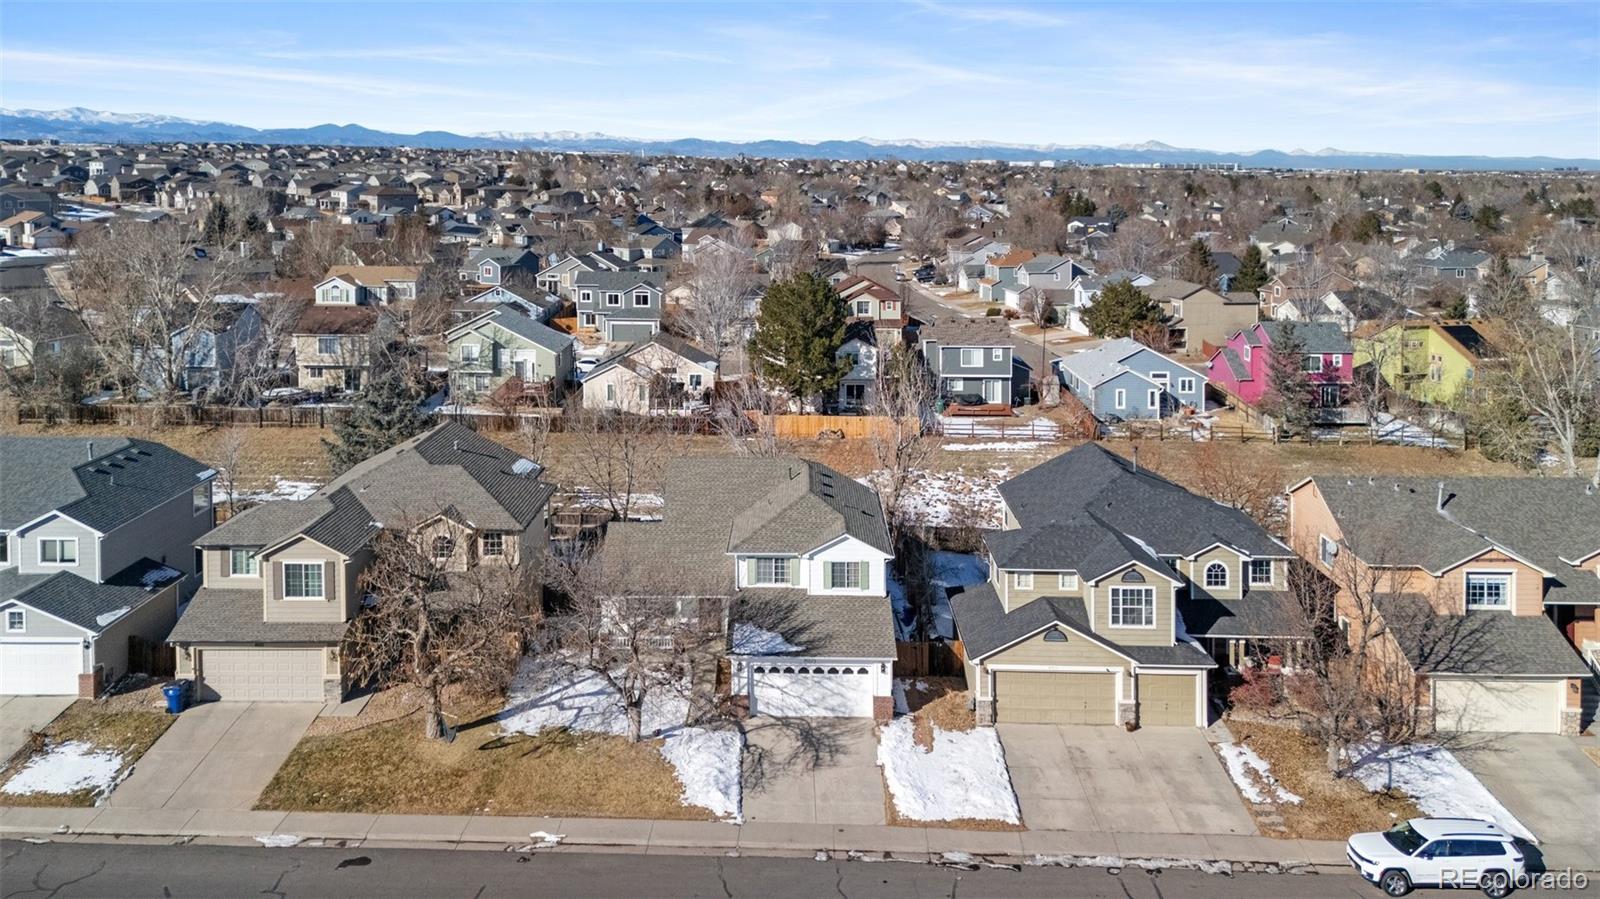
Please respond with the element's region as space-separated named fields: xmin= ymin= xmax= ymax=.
xmin=1205 ymin=321 xmax=1354 ymax=408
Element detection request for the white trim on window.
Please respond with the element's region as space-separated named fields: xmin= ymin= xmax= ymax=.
xmin=1178 ymin=376 xmax=1196 ymax=394
xmin=1114 ymin=388 xmax=1126 ymax=409
xmin=1318 ymin=535 xmax=1338 ymax=567
xmin=1203 ymin=561 xmax=1229 ymax=589
xmin=1303 ymin=354 xmax=1323 ymax=373
xmin=1147 ymin=388 xmax=1160 ymax=409
xmin=280 ymin=560 xmax=325 ymax=601
xmin=229 ymin=548 xmax=259 ymax=577
xmin=38 ymin=537 xmax=78 ymax=566
xmin=481 ymin=532 xmax=505 ymax=557
xmin=754 ymin=557 xmax=791 ymax=585
xmin=1058 ymin=572 xmax=1078 ymax=591
xmin=1247 ymin=559 xmax=1273 ymax=586
xmin=5 ymin=609 xmax=23 ymax=633
xmin=959 ymin=348 xmax=981 ymax=367
xmin=1464 ymin=570 xmax=1513 ymax=610
xmin=1013 ymin=571 xmax=1034 ymax=590
xmin=1109 ymin=586 xmax=1156 ymax=628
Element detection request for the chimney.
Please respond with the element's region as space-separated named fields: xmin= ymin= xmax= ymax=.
xmin=1131 ymin=446 xmax=1139 ymax=471
xmin=86 ymin=441 xmax=94 ymax=461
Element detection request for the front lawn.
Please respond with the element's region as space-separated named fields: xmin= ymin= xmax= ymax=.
xmin=879 ymin=678 xmax=1022 ymax=830
xmin=256 ymin=689 xmax=710 ymax=819
xmin=0 ymin=688 xmax=174 ymax=807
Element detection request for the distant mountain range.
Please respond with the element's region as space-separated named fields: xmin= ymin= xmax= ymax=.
xmin=3 ymin=107 xmax=1594 ymax=171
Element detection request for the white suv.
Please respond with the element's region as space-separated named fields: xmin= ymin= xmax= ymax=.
xmin=1347 ymin=817 xmax=1525 ymax=897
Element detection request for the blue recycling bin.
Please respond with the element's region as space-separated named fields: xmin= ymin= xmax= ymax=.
xmin=162 ymin=680 xmax=189 ymax=714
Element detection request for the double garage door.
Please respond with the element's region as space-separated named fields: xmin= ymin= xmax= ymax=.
xmin=197 ymin=648 xmax=325 ymax=702
xmin=1434 ymin=678 xmax=1562 ymax=733
xmin=750 ymin=664 xmax=874 ymax=718
xmin=994 ymin=671 xmax=1199 ymax=726
xmin=0 ymin=642 xmax=83 ymax=695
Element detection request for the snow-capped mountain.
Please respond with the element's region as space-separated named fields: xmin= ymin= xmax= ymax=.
xmin=3 ymin=107 xmax=220 ymax=127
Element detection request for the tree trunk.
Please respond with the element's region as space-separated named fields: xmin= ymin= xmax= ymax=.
xmin=626 ymin=699 xmax=643 ymax=743
xmin=422 ymin=681 xmax=454 ymax=743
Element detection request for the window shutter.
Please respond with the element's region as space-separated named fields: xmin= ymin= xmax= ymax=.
xmin=789 ymin=559 xmax=800 ymax=586
xmin=745 ymin=558 xmax=755 ymax=586
xmin=859 ymin=560 xmax=870 ymax=592
xmin=273 ymin=562 xmax=284 ymax=602
xmin=325 ymin=560 xmax=338 ymax=602
xmin=823 ymin=563 xmax=833 ymax=590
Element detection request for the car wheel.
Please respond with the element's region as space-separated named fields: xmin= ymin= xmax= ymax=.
xmin=1379 ymin=870 xmax=1412 ymax=897
xmin=1480 ymin=870 xmax=1512 ymax=898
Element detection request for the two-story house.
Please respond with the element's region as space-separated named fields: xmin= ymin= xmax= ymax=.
xmin=1 ymin=438 xmax=214 ymax=696
xmin=835 ymin=275 xmax=909 ymax=347
xmin=1143 ymin=278 xmax=1260 ymax=356
xmin=1287 ymin=476 xmax=1594 ymax=734
xmin=445 ymin=306 xmax=575 ymax=403
xmin=918 ymin=317 xmax=1024 ymax=407
xmin=580 ymin=332 xmax=719 ymax=412
xmin=1354 ymin=320 xmax=1500 ymax=406
xmin=313 ymin=265 xmax=421 ymax=306
xmin=596 ymin=457 xmax=896 ymax=720
xmin=950 ymin=444 xmax=1304 ymax=727
xmin=292 ymin=302 xmax=383 ymax=393
xmin=1056 ymin=337 xmax=1207 ymax=419
xmin=169 ymin=423 xmax=554 ymax=702
xmin=459 ymin=285 xmax=562 ymax=323
xmin=574 ymin=271 xmax=665 ymax=344
xmin=1206 ymin=321 xmax=1355 ymax=414
xmin=459 ymin=248 xmax=540 ymax=287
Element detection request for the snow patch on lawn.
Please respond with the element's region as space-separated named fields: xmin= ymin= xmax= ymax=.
xmin=888 ymin=551 xmax=987 ymax=640
xmin=1349 ymin=742 xmax=1535 ymax=843
xmin=862 ymin=469 xmax=1008 ymax=529
xmin=729 ymin=622 xmax=805 ymax=655
xmin=659 ymin=727 xmax=742 ymax=822
xmin=223 ymin=478 xmax=322 ymax=504
xmin=877 ymin=717 xmax=1020 ymax=824
xmin=944 ymin=441 xmax=1045 ymax=452
xmin=1 ymin=743 xmax=125 ymax=801
xmin=1217 ymin=742 xmax=1301 ymax=805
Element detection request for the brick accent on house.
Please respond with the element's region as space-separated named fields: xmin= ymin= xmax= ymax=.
xmin=78 ymin=666 xmax=104 ymax=699
xmin=873 ymin=695 xmax=894 ymax=724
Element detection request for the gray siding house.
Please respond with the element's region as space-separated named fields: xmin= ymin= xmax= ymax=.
xmin=1057 ymin=337 xmax=1207 ymax=419
xmin=446 ymin=306 xmax=575 ymax=403
xmin=574 ymin=271 xmax=666 ymax=344
xmin=1 ymin=437 xmax=215 ymax=696
xmin=918 ymin=318 xmax=1021 ymax=406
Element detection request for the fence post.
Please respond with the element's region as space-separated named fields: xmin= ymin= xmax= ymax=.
xmin=319 ymin=406 xmax=325 ymax=429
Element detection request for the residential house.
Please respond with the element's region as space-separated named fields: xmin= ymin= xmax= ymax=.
xmin=1056 ymin=337 xmax=1207 ymax=419
xmin=1005 ymin=255 xmax=1083 ymax=310
xmin=445 ymin=306 xmax=574 ymax=403
xmin=1414 ymin=248 xmax=1492 ymax=291
xmin=0 ymin=211 xmax=66 ymax=249
xmin=596 ymin=457 xmax=896 ymax=720
xmin=1 ymin=437 xmax=214 ymax=696
xmin=975 ymin=249 xmax=1036 ymax=303
xmin=1143 ymin=278 xmax=1259 ymax=356
xmin=951 ymin=444 xmax=1304 ymax=726
xmin=573 ymin=270 xmax=665 ymax=343
xmin=1276 ymin=287 xmax=1407 ymax=334
xmin=1286 ymin=476 xmax=1595 ymax=734
xmin=170 ymin=422 xmax=554 ymax=702
xmin=835 ymin=274 xmax=909 ymax=346
xmin=833 ymin=320 xmax=881 ymax=413
xmin=1260 ymin=265 xmax=1357 ymax=319
xmin=1065 ymin=271 xmax=1155 ymax=335
xmin=580 ymin=332 xmax=718 ymax=412
xmin=1206 ymin=321 xmax=1355 ymax=415
xmin=313 ymin=265 xmax=421 ymax=306
xmin=1355 ymin=320 xmax=1500 ymax=406
xmin=0 ymin=290 xmax=87 ymax=370
xmin=460 ymin=247 xmax=540 ymax=287
xmin=918 ymin=317 xmax=1023 ymax=407
xmin=1251 ymin=219 xmax=1314 ymax=257
xmin=142 ymin=303 xmax=264 ymax=397
xmin=460 ymin=285 xmax=561 ymax=323
xmin=292 ymin=303 xmax=382 ymax=393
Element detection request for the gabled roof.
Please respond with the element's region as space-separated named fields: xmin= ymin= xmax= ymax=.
xmin=950 ymin=584 xmax=1215 ymax=668
xmin=0 ymin=437 xmax=212 ymax=533
xmin=1255 ymin=320 xmax=1353 ymax=355
xmin=1 ymin=558 xmax=183 ymax=634
xmin=320 ymin=264 xmax=421 ymax=286
xmin=573 ymin=270 xmax=665 ymax=292
xmin=1377 ymin=595 xmax=1589 ymax=677
xmin=449 ymin=306 xmax=573 ymax=353
xmin=1056 ymin=337 xmax=1203 ymax=387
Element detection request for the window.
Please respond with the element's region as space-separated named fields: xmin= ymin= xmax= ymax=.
xmin=605 ymin=383 xmax=617 ymax=402
xmin=229 ymin=548 xmax=258 ymax=576
xmin=1178 ymin=376 xmax=1196 ymax=394
xmin=1465 ymin=572 xmax=1511 ymax=609
xmin=481 ymin=532 xmax=505 ymax=557
xmin=1114 ymin=388 xmax=1126 ymax=409
xmin=1302 ymin=354 xmax=1323 ymax=373
xmin=1058 ymin=572 xmax=1078 ymax=590
xmin=633 ymin=291 xmax=650 ymax=307
xmin=192 ymin=483 xmax=210 ymax=515
xmin=959 ymin=348 xmax=981 ymax=367
xmin=282 ymin=562 xmax=324 ymax=600
xmin=0 ymin=533 xmax=8 ymax=566
xmin=606 ymin=293 xmax=621 ymax=307
xmin=1110 ymin=586 xmax=1155 ymax=627
xmin=829 ymin=561 xmax=861 ymax=589
xmin=1204 ymin=562 xmax=1229 ymax=588
xmin=460 ymin=343 xmax=480 ymax=363
xmin=579 ymin=290 xmax=592 ymax=303
xmin=688 ymin=374 xmax=703 ymax=389
xmin=325 ymin=287 xmax=345 ymax=303
xmin=1013 ymin=571 xmax=1034 ymax=589
xmin=991 ymin=348 xmax=1002 ymax=361
xmin=1147 ymin=388 xmax=1160 ymax=409
xmin=482 ymin=264 xmax=494 ymax=278
xmin=1332 ymin=354 xmax=1343 ymax=368
xmin=39 ymin=538 xmax=76 ymax=565
xmin=1247 ymin=559 xmax=1273 ymax=586
xmin=1243 ymin=345 xmax=1252 ymax=361
xmin=5 ymin=609 xmax=22 ymax=632
xmin=1150 ymin=371 xmax=1170 ymax=387
xmin=318 ymin=336 xmax=339 ymax=355
xmin=855 ymin=300 xmax=870 ymax=316
xmin=1456 ymin=269 xmax=1466 ymax=279
xmin=432 ymin=535 xmax=456 ymax=562
xmin=754 ymin=557 xmax=790 ymax=585
xmin=1319 ymin=535 xmax=1338 ymax=567
xmin=1273 ymin=285 xmax=1282 ymax=296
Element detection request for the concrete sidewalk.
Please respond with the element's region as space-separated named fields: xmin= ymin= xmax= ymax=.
xmin=0 ymin=802 xmax=1354 ymax=871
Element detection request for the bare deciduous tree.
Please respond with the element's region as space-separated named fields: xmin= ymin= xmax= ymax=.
xmin=562 ymin=405 xmax=671 ymax=521
xmin=680 ymin=233 xmax=758 ymax=366
xmin=869 ymin=346 xmax=936 ymax=546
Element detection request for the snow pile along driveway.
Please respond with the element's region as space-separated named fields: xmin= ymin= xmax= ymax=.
xmin=1 ymin=741 xmax=125 ymax=802
xmin=877 ymin=717 xmax=1020 ymax=824
xmin=498 ymin=659 xmax=742 ymax=821
xmin=1348 ymin=742 xmax=1535 ymax=842
xmin=1217 ymin=742 xmax=1302 ymax=804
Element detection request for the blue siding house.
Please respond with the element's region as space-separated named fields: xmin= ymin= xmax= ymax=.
xmin=1056 ymin=337 xmax=1207 ymax=419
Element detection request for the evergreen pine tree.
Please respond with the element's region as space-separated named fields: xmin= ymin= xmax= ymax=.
xmin=747 ymin=271 xmax=850 ymax=403
xmin=1178 ymin=239 xmax=1218 ymax=286
xmin=1233 ymin=245 xmax=1270 ymax=294
xmin=202 ymin=201 xmax=231 ymax=245
xmin=1082 ymin=279 xmax=1165 ymax=338
xmin=1261 ymin=322 xmax=1316 ymax=436
xmin=323 ymin=363 xmax=434 ymax=474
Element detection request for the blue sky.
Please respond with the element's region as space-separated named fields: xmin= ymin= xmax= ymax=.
xmin=3 ymin=1 xmax=1597 ymax=157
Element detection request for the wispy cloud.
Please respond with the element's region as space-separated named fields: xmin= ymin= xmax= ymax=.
xmin=908 ymin=0 xmax=1075 ymax=28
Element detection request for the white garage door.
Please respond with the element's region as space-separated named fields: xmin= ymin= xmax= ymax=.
xmin=0 ymin=642 xmax=83 ymax=695
xmin=751 ymin=663 xmax=874 ymax=718
xmin=198 ymin=648 xmax=325 ymax=702
xmin=1434 ymin=678 xmax=1561 ymax=734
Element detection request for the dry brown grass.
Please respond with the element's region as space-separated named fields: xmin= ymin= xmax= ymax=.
xmin=1226 ymin=719 xmax=1420 ymax=840
xmin=0 ymin=701 xmax=174 ymax=807
xmin=881 ymin=778 xmax=1025 ymax=832
xmin=1582 ymin=747 xmax=1600 ymax=768
xmin=255 ymin=693 xmax=709 ymax=819
xmin=899 ymin=677 xmax=974 ymax=750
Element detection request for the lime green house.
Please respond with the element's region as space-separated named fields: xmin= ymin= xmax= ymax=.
xmin=1354 ymin=321 xmax=1499 ymax=406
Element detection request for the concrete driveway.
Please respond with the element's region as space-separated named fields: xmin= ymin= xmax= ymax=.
xmin=1457 ymin=734 xmax=1600 ymax=871
xmin=108 ymin=702 xmax=319 ymax=810
xmin=741 ymin=718 xmax=884 ymax=825
xmin=999 ymin=724 xmax=1257 ymax=835
xmin=0 ymin=695 xmax=75 ymax=762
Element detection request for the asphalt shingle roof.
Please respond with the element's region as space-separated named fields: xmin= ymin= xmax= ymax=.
xmin=0 ymin=437 xmax=212 ymax=533
xmin=1 ymin=558 xmax=183 ymax=634
xmin=950 ymin=584 xmax=1214 ymax=668
xmin=1256 ymin=321 xmax=1353 ymax=355
xmin=167 ymin=587 xmax=350 ymax=644
xmin=730 ymin=591 xmax=896 ymax=659
xmin=1378 ymin=595 xmax=1589 ymax=677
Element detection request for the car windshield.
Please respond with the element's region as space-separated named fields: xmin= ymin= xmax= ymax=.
xmin=1383 ymin=823 xmax=1428 ymax=855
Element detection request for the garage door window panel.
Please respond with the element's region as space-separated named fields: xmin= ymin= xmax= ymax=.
xmin=282 ymin=562 xmax=325 ymax=600
xmin=1110 ymin=587 xmax=1155 ymax=628
xmin=1464 ymin=571 xmax=1511 ymax=610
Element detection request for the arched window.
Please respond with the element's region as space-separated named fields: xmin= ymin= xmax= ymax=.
xmin=432 ymin=535 xmax=455 ymax=561
xmin=1204 ymin=562 xmax=1229 ymax=588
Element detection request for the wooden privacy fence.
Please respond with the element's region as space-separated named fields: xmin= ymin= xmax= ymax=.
xmin=748 ymin=412 xmax=913 ymax=441
xmin=894 ymin=640 xmax=965 ymax=678
xmin=128 ymin=635 xmax=176 ymax=678
xmin=16 ymin=402 xmax=716 ymax=435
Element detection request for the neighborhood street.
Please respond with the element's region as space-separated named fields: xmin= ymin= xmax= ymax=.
xmin=0 ymin=840 xmax=1393 ymax=899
